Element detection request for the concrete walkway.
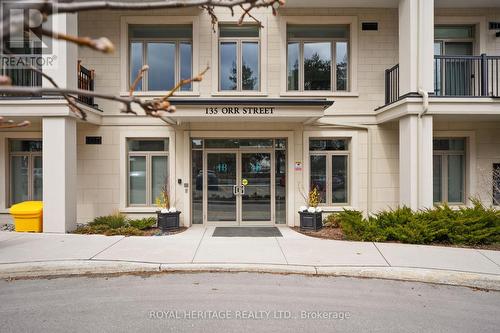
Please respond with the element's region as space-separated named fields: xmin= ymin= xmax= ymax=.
xmin=0 ymin=227 xmax=499 ymax=289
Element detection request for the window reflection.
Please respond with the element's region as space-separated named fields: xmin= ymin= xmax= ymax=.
xmin=304 ymin=42 xmax=331 ymax=90
xmin=220 ymin=42 xmax=237 ymax=90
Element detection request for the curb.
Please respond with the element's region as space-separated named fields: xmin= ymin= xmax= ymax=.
xmin=1 ymin=261 xmax=499 ymax=291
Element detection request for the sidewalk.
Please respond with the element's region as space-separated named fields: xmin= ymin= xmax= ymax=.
xmin=0 ymin=227 xmax=499 ymax=290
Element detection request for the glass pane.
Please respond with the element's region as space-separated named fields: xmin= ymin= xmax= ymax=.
xmin=433 ymin=138 xmax=465 ymax=151
xmin=192 ymin=150 xmax=203 ymax=224
xmin=147 ymin=42 xmax=175 ymax=90
xmin=242 ymin=42 xmax=259 ymax=90
xmin=433 ymin=155 xmax=442 ymax=203
xmin=129 ymin=156 xmax=147 ymax=205
xmin=444 ymin=42 xmax=473 ymax=56
xmin=493 ymin=163 xmax=500 ymax=206
xmin=310 ymin=139 xmax=348 ymax=151
xmin=435 ymin=25 xmax=474 ymax=39
xmin=128 ymin=139 xmax=168 ymax=152
xmin=332 ymin=155 xmax=348 ymax=203
xmin=33 ymin=156 xmax=42 ymax=201
xmin=130 ymin=42 xmax=143 ymax=91
xmin=449 ymin=138 xmax=465 ymax=151
xmin=336 ymin=41 xmax=348 ymax=91
xmin=287 ymin=42 xmax=299 ymax=90
xmin=275 ymin=150 xmax=286 ymax=224
xmin=10 ymin=140 xmax=42 ymax=152
xmin=434 ymin=42 xmax=443 ymax=96
xmin=207 ymin=153 xmax=237 ymax=221
xmin=219 ymin=42 xmax=237 ymax=90
xmin=219 ymin=24 xmax=259 ymax=38
xmin=239 ymin=139 xmax=273 ymax=148
xmin=10 ymin=156 xmax=29 ymax=205
xmin=191 ymin=139 xmax=203 ymax=149
xmin=151 ymin=156 xmax=168 ymax=205
xmin=310 ymin=155 xmax=326 ymax=203
xmin=204 ymin=139 xmax=239 ymax=149
xmin=304 ymin=42 xmax=331 ymax=91
xmin=448 ymin=155 xmax=464 ymax=203
xmin=275 ymin=139 xmax=287 ymax=150
xmin=129 ymin=24 xmax=192 ymax=39
xmin=180 ymin=42 xmax=193 ymax=91
xmin=241 ymin=153 xmax=271 ymax=221
xmin=287 ymin=25 xmax=349 ymax=39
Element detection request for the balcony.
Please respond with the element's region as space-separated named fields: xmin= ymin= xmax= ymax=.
xmin=77 ymin=61 xmax=96 ymax=108
xmin=384 ymin=54 xmax=500 ymax=105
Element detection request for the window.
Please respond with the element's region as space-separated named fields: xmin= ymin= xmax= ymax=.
xmin=433 ymin=138 xmax=466 ymax=204
xmin=218 ymin=24 xmax=260 ymax=91
xmin=434 ymin=25 xmax=475 ymax=96
xmin=309 ymin=139 xmax=349 ymax=205
xmin=127 ymin=139 xmax=169 ymax=206
xmin=129 ymin=25 xmax=192 ymax=91
xmin=9 ymin=140 xmax=42 ymax=205
xmin=493 ymin=163 xmax=500 ymax=206
xmin=287 ymin=25 xmax=349 ymax=92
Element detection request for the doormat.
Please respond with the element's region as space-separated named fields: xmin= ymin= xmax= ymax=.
xmin=212 ymin=227 xmax=282 ymax=237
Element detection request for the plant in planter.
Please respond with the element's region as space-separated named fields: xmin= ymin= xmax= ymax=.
xmin=298 ymin=186 xmax=323 ymax=231
xmin=155 ymin=185 xmax=181 ymax=232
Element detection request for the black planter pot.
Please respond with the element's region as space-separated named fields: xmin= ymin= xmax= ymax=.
xmin=299 ymin=211 xmax=323 ymax=231
xmin=157 ymin=211 xmax=181 ymax=231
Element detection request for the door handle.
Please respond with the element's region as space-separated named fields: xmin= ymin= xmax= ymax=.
xmin=240 ymin=185 xmax=245 ymax=195
xmin=233 ymin=185 xmax=239 ymax=195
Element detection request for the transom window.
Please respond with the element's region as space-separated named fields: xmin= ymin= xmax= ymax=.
xmin=287 ymin=25 xmax=349 ymax=92
xmin=309 ymin=138 xmax=349 ymax=205
xmin=218 ymin=24 xmax=260 ymax=91
xmin=127 ymin=139 xmax=169 ymax=206
xmin=129 ymin=25 xmax=192 ymax=92
xmin=433 ymin=138 xmax=466 ymax=204
xmin=9 ymin=140 xmax=42 ymax=206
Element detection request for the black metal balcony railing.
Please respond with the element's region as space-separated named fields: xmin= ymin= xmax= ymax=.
xmin=77 ymin=60 xmax=95 ymax=107
xmin=384 ymin=54 xmax=500 ymax=105
xmin=0 ymin=66 xmax=42 ymax=96
xmin=385 ymin=64 xmax=399 ymax=105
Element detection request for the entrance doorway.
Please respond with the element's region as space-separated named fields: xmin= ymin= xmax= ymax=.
xmin=191 ymin=138 xmax=287 ymax=226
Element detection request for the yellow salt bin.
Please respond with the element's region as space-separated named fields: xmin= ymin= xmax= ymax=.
xmin=10 ymin=201 xmax=43 ymax=232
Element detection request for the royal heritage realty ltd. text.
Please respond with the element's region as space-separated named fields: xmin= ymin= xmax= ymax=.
xmin=149 ymin=310 xmax=351 ymax=320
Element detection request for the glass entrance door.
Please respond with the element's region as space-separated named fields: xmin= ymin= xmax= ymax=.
xmin=203 ymin=150 xmax=273 ymax=225
xmin=240 ymin=152 xmax=272 ymax=224
xmin=205 ymin=152 xmax=238 ymax=223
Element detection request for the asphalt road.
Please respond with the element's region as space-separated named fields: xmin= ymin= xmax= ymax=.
xmin=0 ymin=273 xmax=498 ymax=332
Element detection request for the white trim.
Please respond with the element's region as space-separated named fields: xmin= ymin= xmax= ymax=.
xmin=433 ymin=131 xmax=476 ymax=206
xmin=303 ymin=130 xmax=360 ymax=211
xmin=279 ymin=16 xmax=359 ymax=96
xmin=210 ymin=14 xmax=268 ymax=96
xmin=119 ymin=16 xmax=200 ymax=94
xmin=119 ymin=128 xmax=176 ymax=212
xmin=0 ymin=132 xmax=42 ymax=212
xmin=434 ymin=16 xmax=487 ymax=54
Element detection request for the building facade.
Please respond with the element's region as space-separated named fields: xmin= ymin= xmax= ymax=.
xmin=1 ymin=0 xmax=500 ymax=232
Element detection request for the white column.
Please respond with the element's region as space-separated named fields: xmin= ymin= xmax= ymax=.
xmin=399 ymin=115 xmax=434 ymax=210
xmin=398 ymin=0 xmax=434 ymax=95
xmin=418 ymin=115 xmax=433 ymax=208
xmin=43 ymin=13 xmax=78 ymax=89
xmin=399 ymin=115 xmax=419 ymax=209
xmin=42 ymin=117 xmax=77 ymax=233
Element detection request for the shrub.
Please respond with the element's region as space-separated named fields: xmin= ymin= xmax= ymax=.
xmin=128 ymin=217 xmax=156 ymax=230
xmin=336 ymin=202 xmax=500 ymax=246
xmin=103 ymin=226 xmax=145 ymax=236
xmin=89 ymin=212 xmax=127 ymax=229
xmin=322 ymin=213 xmax=341 ymax=228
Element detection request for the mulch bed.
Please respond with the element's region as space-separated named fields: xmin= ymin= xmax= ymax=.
xmin=140 ymin=227 xmax=188 ymax=236
xmin=292 ymin=226 xmax=500 ymax=251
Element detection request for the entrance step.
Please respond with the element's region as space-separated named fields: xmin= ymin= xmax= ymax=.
xmin=212 ymin=227 xmax=282 ymax=237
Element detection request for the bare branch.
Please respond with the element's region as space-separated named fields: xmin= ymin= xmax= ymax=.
xmin=41 ymin=29 xmax=115 ymax=54
xmin=0 ymin=117 xmax=30 ymax=129
xmin=161 ymin=66 xmax=209 ymax=101
xmin=129 ymin=65 xmax=149 ymax=96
